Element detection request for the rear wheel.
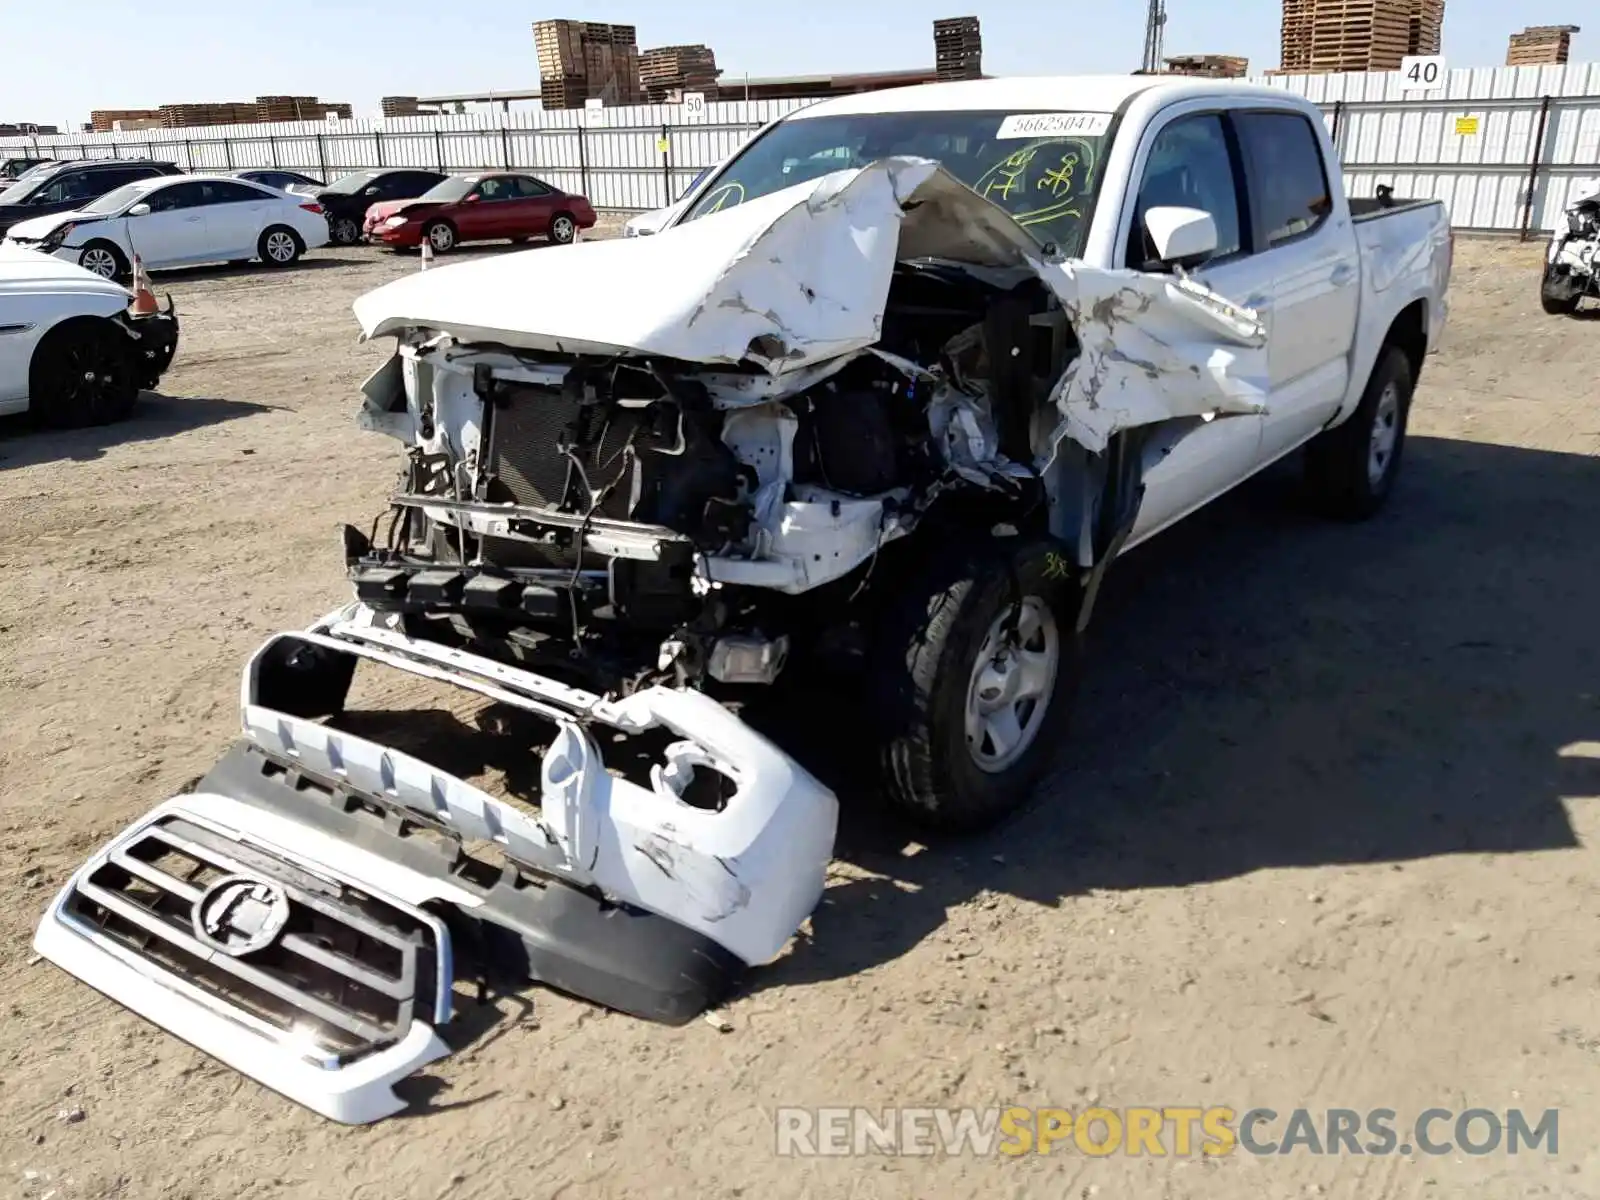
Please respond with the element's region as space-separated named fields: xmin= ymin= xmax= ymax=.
xmin=29 ymin=318 xmax=139 ymax=429
xmin=424 ymin=220 xmax=457 ymax=253
xmin=1303 ymin=345 xmax=1413 ymax=520
xmin=77 ymin=241 xmax=127 ymax=283
xmin=258 ymin=225 xmax=302 ymax=267
xmin=549 ymin=212 xmax=577 ymax=245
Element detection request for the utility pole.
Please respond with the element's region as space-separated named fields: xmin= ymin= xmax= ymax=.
xmin=1141 ymin=0 xmax=1168 ymax=73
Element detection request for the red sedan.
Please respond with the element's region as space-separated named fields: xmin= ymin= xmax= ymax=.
xmin=365 ymin=172 xmax=597 ymax=252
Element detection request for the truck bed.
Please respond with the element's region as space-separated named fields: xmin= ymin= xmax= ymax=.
xmin=1350 ymin=187 xmax=1444 ymax=223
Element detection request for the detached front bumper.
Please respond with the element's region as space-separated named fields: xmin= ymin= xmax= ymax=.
xmin=36 ymin=602 xmax=838 ymax=1120
xmin=117 ymin=299 xmax=180 ymax=388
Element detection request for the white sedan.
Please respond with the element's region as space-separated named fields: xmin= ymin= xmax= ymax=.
xmin=2 ymin=174 xmax=330 ymax=282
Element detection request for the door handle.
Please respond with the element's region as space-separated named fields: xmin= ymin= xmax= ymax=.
xmin=1331 ymin=263 xmax=1356 ymax=286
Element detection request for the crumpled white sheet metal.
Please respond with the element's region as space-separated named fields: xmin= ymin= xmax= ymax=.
xmin=352 ymin=156 xmax=1267 ymax=455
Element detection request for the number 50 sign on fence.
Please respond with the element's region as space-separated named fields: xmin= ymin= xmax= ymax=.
xmin=1400 ymin=55 xmax=1446 ymax=91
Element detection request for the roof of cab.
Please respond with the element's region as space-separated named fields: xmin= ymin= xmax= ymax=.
xmin=786 ymin=74 xmax=1298 ymax=120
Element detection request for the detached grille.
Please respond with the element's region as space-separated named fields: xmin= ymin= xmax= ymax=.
xmin=62 ymin=816 xmax=439 ymax=1063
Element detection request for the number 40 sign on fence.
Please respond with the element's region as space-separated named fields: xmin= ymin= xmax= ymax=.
xmin=1400 ymin=55 xmax=1446 ymax=91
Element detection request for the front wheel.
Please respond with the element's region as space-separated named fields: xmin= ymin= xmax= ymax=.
xmin=869 ymin=537 xmax=1080 ymax=832
xmin=1303 ymin=344 xmax=1413 ymax=520
xmin=78 ymin=241 xmax=127 ymax=283
xmin=549 ymin=212 xmax=577 ymax=245
xmin=1540 ymin=265 xmax=1584 ymax=315
xmin=328 ymin=215 xmax=361 ymax=246
xmin=29 ymin=318 xmax=139 ymax=429
xmin=258 ymin=226 xmax=302 ymax=267
xmin=424 ymin=220 xmax=456 ymax=253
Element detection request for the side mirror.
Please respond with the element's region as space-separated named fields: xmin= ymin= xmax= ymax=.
xmin=462 ymin=193 xmax=480 ymax=203
xmin=127 ymin=202 xmax=152 ymax=217
xmin=363 ymin=187 xmax=379 ymax=196
xmin=1143 ymin=205 xmax=1219 ymax=268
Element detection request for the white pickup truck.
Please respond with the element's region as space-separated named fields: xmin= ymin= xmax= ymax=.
xmin=37 ymin=76 xmax=1452 ymax=1124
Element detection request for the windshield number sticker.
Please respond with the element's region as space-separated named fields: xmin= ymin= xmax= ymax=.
xmin=996 ymin=112 xmax=1112 ymax=140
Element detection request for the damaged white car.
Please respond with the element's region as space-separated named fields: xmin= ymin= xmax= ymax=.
xmin=37 ymin=76 xmax=1453 ymax=1123
xmin=1541 ymin=178 xmax=1599 ymax=316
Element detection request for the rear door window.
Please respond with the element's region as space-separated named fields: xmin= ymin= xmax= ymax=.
xmin=1233 ymin=111 xmax=1334 ymax=247
xmin=201 ymin=180 xmax=269 ymax=204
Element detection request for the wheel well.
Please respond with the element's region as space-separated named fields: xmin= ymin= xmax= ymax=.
xmin=78 ymin=238 xmax=128 ymax=266
xmin=1384 ymin=299 xmax=1428 ymax=383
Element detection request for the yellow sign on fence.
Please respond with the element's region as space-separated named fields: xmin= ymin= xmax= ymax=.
xmin=1455 ymin=116 xmax=1480 ymax=136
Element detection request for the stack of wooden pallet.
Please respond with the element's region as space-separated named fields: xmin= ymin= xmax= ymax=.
xmin=1407 ymin=0 xmax=1444 ymax=55
xmin=254 ymin=96 xmax=351 ymax=123
xmin=1506 ymin=23 xmax=1580 ymax=67
xmin=933 ymin=16 xmax=982 ymax=82
xmin=1279 ymin=0 xmax=1418 ymax=74
xmin=158 ymin=102 xmax=259 ymax=128
xmin=1163 ymin=53 xmax=1250 ymax=77
xmin=91 ymin=108 xmax=162 ymax=133
xmin=639 ymin=44 xmax=720 ymax=103
xmin=534 ymin=19 xmax=644 ymax=110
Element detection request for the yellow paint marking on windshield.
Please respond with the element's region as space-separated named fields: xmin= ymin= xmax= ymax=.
xmin=973 ymin=136 xmax=1100 ymax=229
xmin=701 ymin=182 xmax=746 ymax=213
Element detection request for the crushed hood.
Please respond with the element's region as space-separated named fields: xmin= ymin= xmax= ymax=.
xmin=352 ymin=156 xmax=1267 ymax=453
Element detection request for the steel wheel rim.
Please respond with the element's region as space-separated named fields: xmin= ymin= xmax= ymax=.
xmin=965 ymin=597 xmax=1059 ymax=773
xmin=1368 ymin=382 xmax=1401 ymax=487
xmin=429 ymin=224 xmax=453 ymax=251
xmin=81 ymin=248 xmax=118 ymax=278
xmin=266 ymin=231 xmax=296 ymax=262
xmin=552 ymin=216 xmax=574 ymax=242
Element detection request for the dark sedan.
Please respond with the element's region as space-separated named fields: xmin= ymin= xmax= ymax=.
xmin=316 ymin=168 xmax=448 ymax=245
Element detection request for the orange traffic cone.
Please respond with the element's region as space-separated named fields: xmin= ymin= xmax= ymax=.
xmin=420 ymin=240 xmax=433 ymax=271
xmin=129 ymin=255 xmax=159 ymax=316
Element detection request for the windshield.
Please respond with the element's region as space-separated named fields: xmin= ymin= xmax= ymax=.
xmin=680 ymin=109 xmax=1112 ymax=254
xmin=323 ymin=170 xmax=382 ymax=194
xmin=79 ymin=183 xmax=149 ymax=215
xmin=0 ymin=176 xmax=39 ymax=205
xmin=418 ymin=176 xmax=478 ymax=202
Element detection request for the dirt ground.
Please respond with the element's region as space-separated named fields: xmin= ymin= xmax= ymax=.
xmin=2 ymin=234 xmax=1598 ymax=1200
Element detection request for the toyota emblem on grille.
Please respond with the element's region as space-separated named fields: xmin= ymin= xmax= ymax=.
xmin=193 ymin=875 xmax=291 ymax=956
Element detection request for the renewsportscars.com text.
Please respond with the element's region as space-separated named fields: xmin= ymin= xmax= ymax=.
xmin=774 ymin=1106 xmax=1559 ymax=1157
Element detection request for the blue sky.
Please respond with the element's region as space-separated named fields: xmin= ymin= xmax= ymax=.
xmin=5 ymin=0 xmax=1590 ymax=126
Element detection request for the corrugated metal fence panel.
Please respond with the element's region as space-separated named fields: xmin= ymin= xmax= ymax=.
xmin=0 ymin=74 xmax=1593 ymax=229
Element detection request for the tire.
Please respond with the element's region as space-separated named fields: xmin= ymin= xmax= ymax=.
xmin=77 ymin=241 xmax=127 ymax=283
xmin=423 ymin=220 xmax=457 ymax=253
xmin=1540 ymin=267 xmax=1583 ymax=315
xmin=869 ymin=536 xmax=1081 ymax=832
xmin=328 ymin=215 xmax=361 ymax=246
xmin=28 ymin=317 xmax=139 ymax=429
xmin=257 ymin=225 xmax=302 ymax=267
xmin=1303 ymin=344 xmax=1413 ymax=520
xmin=549 ymin=212 xmax=577 ymax=245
